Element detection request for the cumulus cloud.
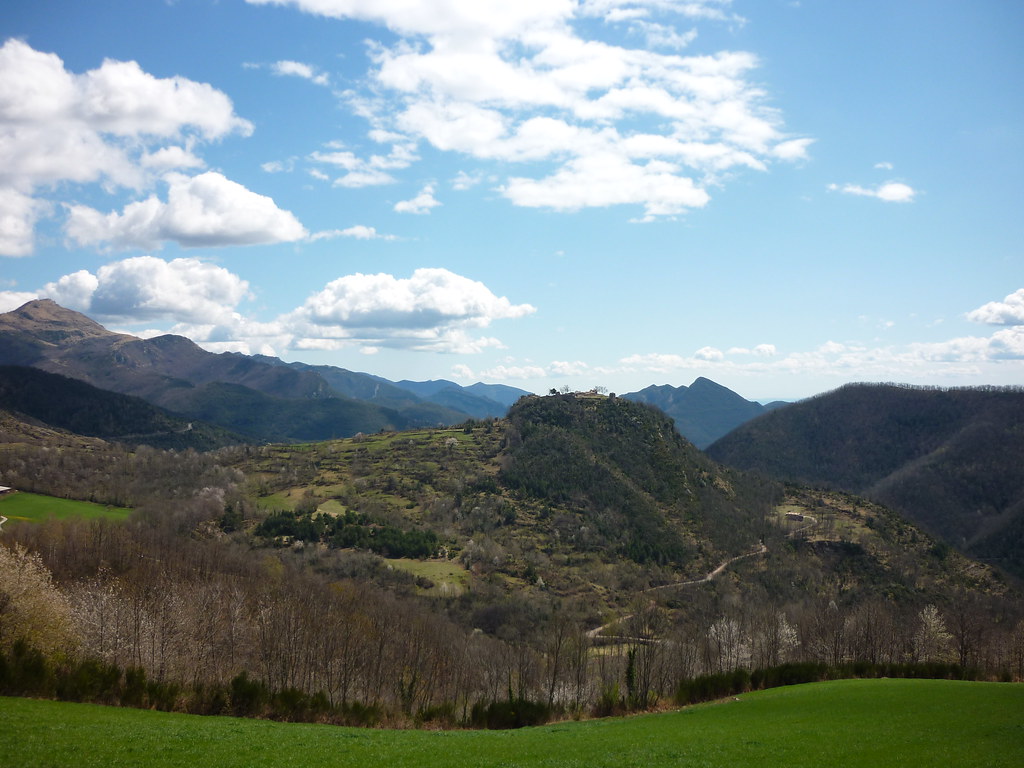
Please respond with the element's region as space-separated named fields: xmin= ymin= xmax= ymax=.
xmin=23 ymin=260 xmax=536 ymax=357
xmin=65 ymin=171 xmax=308 ymax=249
xmin=394 ymin=184 xmax=442 ymax=214
xmin=966 ymin=288 xmax=1024 ymax=326
xmin=284 ymin=267 xmax=535 ymax=352
xmin=0 ymin=38 xmax=253 ymax=255
xmin=40 ymin=256 xmax=251 ymax=325
xmin=245 ymin=0 xmax=809 ymax=220
xmin=828 ymin=181 xmax=916 ymax=203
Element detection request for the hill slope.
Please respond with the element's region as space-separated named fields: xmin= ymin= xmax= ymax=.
xmin=706 ymin=383 xmax=1024 ymax=578
xmin=502 ymin=393 xmax=774 ymax=564
xmin=0 ymin=365 xmax=240 ymax=450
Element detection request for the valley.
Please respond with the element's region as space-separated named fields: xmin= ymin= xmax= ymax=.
xmin=0 ymin=300 xmax=1021 ymax=739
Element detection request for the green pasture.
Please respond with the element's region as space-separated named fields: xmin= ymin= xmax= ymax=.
xmin=385 ymin=557 xmax=471 ymax=596
xmin=2 ymin=679 xmax=1021 ymax=768
xmin=0 ymin=491 xmax=131 ymax=524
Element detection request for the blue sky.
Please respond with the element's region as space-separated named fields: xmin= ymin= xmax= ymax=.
xmin=1 ymin=0 xmax=1021 ymax=401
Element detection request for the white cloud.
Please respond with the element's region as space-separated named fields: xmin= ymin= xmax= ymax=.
xmin=40 ymin=269 xmax=99 ymax=311
xmin=40 ymin=256 xmax=251 ymax=325
xmin=828 ymin=181 xmax=916 ymax=203
xmin=309 ymin=139 xmax=417 ymax=187
xmin=452 ymin=170 xmax=484 ymax=190
xmin=632 ymin=22 xmax=699 ymax=49
xmin=65 ymin=171 xmax=308 ymax=249
xmin=284 ymin=267 xmax=534 ymax=352
xmin=261 ymin=158 xmax=296 ymax=173
xmin=394 ymin=184 xmax=442 ymax=214
xmin=272 ymin=60 xmax=329 ymax=86
xmin=619 ymin=316 xmax=1024 ymax=387
xmin=580 ymin=1 xmax=745 ymax=24
xmin=0 ymin=290 xmax=39 ymax=313
xmin=0 ymin=38 xmax=252 ymax=255
xmin=451 ymin=363 xmax=476 ymax=380
xmin=22 ymin=260 xmax=536 ymax=358
xmin=309 ymin=225 xmax=397 ymax=241
xmin=0 ymin=188 xmax=47 ymax=257
xmin=966 ymin=288 xmax=1024 ymax=326
xmin=140 ymin=145 xmax=205 ymax=170
xmin=874 ymin=161 xmax=894 ymax=170
xmin=772 ymin=138 xmax=814 ymax=161
xmin=503 ymin=153 xmax=709 ymax=218
xmin=245 ymin=0 xmax=808 ymax=220
xmin=620 ymin=352 xmax=689 ymax=372
xmin=694 ymin=345 xmax=724 ymax=361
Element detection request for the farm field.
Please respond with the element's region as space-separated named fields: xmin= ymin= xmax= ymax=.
xmin=0 ymin=491 xmax=131 ymax=524
xmin=1 ymin=679 xmax=1021 ymax=768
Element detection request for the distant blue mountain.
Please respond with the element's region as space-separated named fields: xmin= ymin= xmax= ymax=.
xmin=393 ymin=379 xmax=531 ymax=419
xmin=623 ymin=377 xmax=786 ymax=449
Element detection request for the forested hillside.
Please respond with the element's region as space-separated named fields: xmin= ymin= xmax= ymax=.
xmin=0 ymin=365 xmax=239 ymax=450
xmin=706 ymin=383 xmax=1024 ymax=579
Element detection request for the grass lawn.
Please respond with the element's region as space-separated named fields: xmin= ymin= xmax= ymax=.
xmin=0 ymin=491 xmax=131 ymax=524
xmin=1 ymin=679 xmax=1021 ymax=768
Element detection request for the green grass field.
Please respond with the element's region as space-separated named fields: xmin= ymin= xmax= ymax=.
xmin=0 ymin=491 xmax=131 ymax=524
xmin=1 ymin=679 xmax=1021 ymax=767
xmin=385 ymin=557 xmax=471 ymax=596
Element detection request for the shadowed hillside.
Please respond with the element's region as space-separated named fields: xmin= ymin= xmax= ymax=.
xmin=706 ymin=383 xmax=1024 ymax=578
xmin=0 ymin=365 xmax=240 ymax=450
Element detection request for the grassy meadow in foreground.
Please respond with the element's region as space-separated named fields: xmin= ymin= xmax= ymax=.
xmin=0 ymin=491 xmax=131 ymax=524
xmin=2 ymin=679 xmax=1022 ymax=768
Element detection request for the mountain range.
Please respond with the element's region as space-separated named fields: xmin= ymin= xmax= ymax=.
xmin=0 ymin=300 xmax=778 ymax=448
xmin=0 ymin=300 xmax=529 ymax=443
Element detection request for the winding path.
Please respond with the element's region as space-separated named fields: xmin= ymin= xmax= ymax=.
xmin=586 ymin=542 xmax=768 ymax=642
xmin=585 ymin=510 xmax=819 ymax=644
xmin=642 ymin=543 xmax=768 ymax=594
